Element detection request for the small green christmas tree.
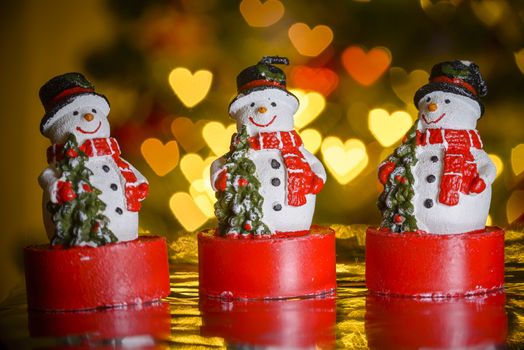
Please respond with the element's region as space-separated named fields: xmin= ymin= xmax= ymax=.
xmin=377 ymin=122 xmax=419 ymax=233
xmin=214 ymin=125 xmax=270 ymax=236
xmin=48 ymin=134 xmax=117 ymax=247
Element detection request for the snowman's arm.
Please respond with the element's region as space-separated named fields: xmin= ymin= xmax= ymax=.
xmin=300 ymin=147 xmax=327 ymax=182
xmin=38 ymin=166 xmax=62 ymax=202
xmin=473 ymin=149 xmax=497 ymax=185
xmin=38 ymin=166 xmax=60 ymax=190
xmin=210 ymin=157 xmax=227 ymax=191
xmin=127 ymin=163 xmax=148 ymax=184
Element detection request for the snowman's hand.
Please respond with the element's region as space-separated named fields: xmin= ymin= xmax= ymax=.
xmin=210 ymin=157 xmax=227 ymax=191
xmin=214 ymin=169 xmax=228 ymax=192
xmin=137 ymin=182 xmax=149 ymax=200
xmin=38 ymin=167 xmax=60 ymax=190
xmin=469 ymin=176 xmax=486 ymax=195
xmin=310 ymin=174 xmax=324 ymax=194
xmin=378 ymin=161 xmax=396 ymax=185
xmin=473 ymin=149 xmax=497 ymax=185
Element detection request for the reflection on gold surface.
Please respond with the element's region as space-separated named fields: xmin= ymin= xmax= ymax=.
xmin=505 ymin=230 xmax=524 ymax=265
xmin=337 ymin=320 xmax=368 ymax=349
xmin=170 ymin=235 xmax=199 ymax=263
xmin=169 ymin=334 xmax=225 ymax=347
xmin=171 ymin=316 xmax=203 ymax=329
xmin=337 ymin=297 xmax=368 ymax=349
xmin=336 ymin=263 xmax=365 ymax=276
xmin=507 ymin=312 xmax=524 ymax=345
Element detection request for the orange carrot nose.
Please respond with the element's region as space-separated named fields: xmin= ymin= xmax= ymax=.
xmin=83 ymin=113 xmax=94 ymax=121
xmin=428 ymin=103 xmax=438 ymax=112
xmin=258 ymin=106 xmax=267 ymax=113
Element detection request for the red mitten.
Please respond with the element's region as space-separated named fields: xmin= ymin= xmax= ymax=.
xmin=469 ymin=176 xmax=486 ymax=194
xmin=137 ymin=182 xmax=149 ymax=201
xmin=215 ymin=170 xmax=228 ymax=191
xmin=56 ymin=181 xmax=76 ymax=203
xmin=378 ymin=161 xmax=396 ymax=185
xmin=310 ymin=174 xmax=324 ymax=194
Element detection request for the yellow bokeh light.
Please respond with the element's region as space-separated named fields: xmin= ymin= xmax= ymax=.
xmin=180 ymin=154 xmax=215 ymax=184
xmin=168 ymin=67 xmax=213 ymax=108
xmin=192 ymin=193 xmax=215 ymax=219
xmin=290 ymin=89 xmax=326 ymax=130
xmin=511 ymin=143 xmax=524 ymax=176
xmin=239 ymin=0 xmax=284 ymax=27
xmin=299 ymin=128 xmax=322 ymax=154
xmin=488 ymin=154 xmax=504 ymax=179
xmin=189 ymin=178 xmax=216 ymax=219
xmin=389 ymin=67 xmax=429 ymax=104
xmin=202 ymin=122 xmax=236 ymax=156
xmin=514 ymin=49 xmax=524 ymax=75
xmin=321 ymin=136 xmax=369 ymax=185
xmin=140 ymin=138 xmax=180 ymax=176
xmin=470 ymin=0 xmax=505 ymax=27
xmin=169 ymin=192 xmax=208 ymax=232
xmin=341 ymin=46 xmax=391 ymax=86
xmin=288 ymin=23 xmax=333 ymax=57
xmin=368 ymin=108 xmax=412 ymax=147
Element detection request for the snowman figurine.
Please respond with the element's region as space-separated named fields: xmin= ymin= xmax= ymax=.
xmin=38 ymin=72 xmax=148 ymax=243
xmin=210 ymin=56 xmax=326 ymax=235
xmin=378 ymin=60 xmax=496 ymax=234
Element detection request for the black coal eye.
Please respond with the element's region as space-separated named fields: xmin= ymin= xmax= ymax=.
xmin=250 ymin=102 xmax=255 ymax=107
xmin=426 ymin=97 xmax=431 ymax=102
xmin=445 ymin=99 xmax=450 ymax=104
xmin=271 ymin=102 xmax=277 ymax=107
xmin=73 ymin=111 xmax=79 ymax=116
xmin=92 ymin=108 xmax=97 ymax=113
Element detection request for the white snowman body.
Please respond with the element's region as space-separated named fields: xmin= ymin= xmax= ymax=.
xmin=211 ymin=88 xmax=326 ymax=233
xmin=39 ymin=94 xmax=146 ymax=242
xmin=411 ymin=90 xmax=496 ymax=234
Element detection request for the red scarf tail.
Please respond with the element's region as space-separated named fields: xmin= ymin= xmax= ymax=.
xmin=417 ymin=129 xmax=483 ymax=206
xmin=252 ymin=131 xmax=314 ymax=207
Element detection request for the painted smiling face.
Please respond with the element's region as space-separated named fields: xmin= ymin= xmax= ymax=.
xmin=418 ymin=91 xmax=481 ymax=130
xmin=46 ymin=94 xmax=110 ymax=144
xmin=229 ymin=89 xmax=299 ymax=135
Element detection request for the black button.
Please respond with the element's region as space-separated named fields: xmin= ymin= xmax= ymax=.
xmin=271 ymin=178 xmax=281 ymax=186
xmin=115 ymin=207 xmax=123 ymax=215
xmin=271 ymin=159 xmax=281 ymax=169
xmin=110 ymin=184 xmax=118 ymax=191
xmin=424 ymin=199 xmax=433 ymax=208
xmin=426 ymin=175 xmax=436 ymax=183
xmin=273 ymin=204 xmax=282 ymax=211
xmin=431 ymin=156 xmax=439 ymax=162
xmin=102 ymin=165 xmax=110 ymax=172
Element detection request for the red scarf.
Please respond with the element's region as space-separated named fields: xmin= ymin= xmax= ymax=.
xmin=416 ymin=128 xmax=484 ymax=206
xmin=47 ymin=138 xmax=148 ymax=212
xmin=248 ymin=130 xmax=315 ymax=207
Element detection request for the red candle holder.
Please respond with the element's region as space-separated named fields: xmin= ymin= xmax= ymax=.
xmin=24 ymin=236 xmax=170 ymax=311
xmin=198 ymin=225 xmax=336 ymax=299
xmin=365 ymin=226 xmax=505 ymax=297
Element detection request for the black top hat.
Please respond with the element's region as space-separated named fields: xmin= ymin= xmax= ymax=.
xmin=39 ymin=72 xmax=109 ymax=134
xmin=414 ymin=60 xmax=487 ymax=115
xmin=229 ymin=56 xmax=298 ymax=112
